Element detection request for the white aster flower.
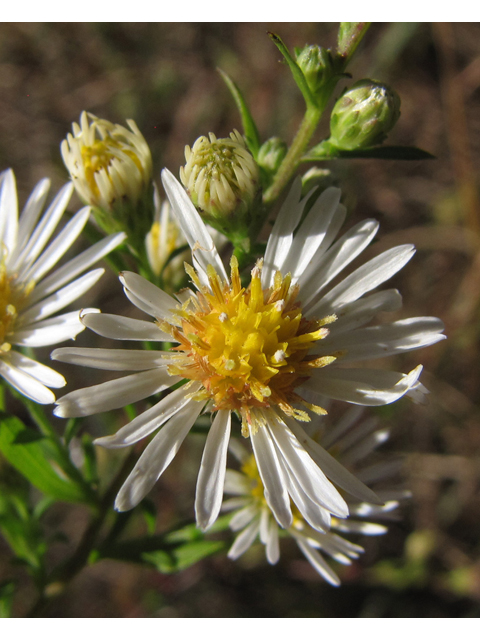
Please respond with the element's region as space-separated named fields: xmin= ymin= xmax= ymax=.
xmin=224 ymin=407 xmax=410 ymax=586
xmin=0 ymin=169 xmax=125 ymax=404
xmin=53 ymin=169 xmax=444 ymax=531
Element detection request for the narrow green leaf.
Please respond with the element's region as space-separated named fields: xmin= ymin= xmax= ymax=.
xmin=303 ymin=144 xmax=435 ymax=162
xmin=98 ymin=516 xmax=230 ymax=572
xmin=0 ymin=414 xmax=93 ymax=504
xmin=268 ymin=32 xmax=317 ymax=108
xmin=143 ymin=540 xmax=225 ymax=574
xmin=217 ymin=68 xmax=261 ymax=156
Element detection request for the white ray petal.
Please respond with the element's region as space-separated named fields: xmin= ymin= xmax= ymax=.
xmin=286 ymin=418 xmax=383 ymax=505
xmin=250 ymin=422 xmax=292 ymax=529
xmin=227 ymin=518 xmax=261 ymax=560
xmin=300 ymin=219 xmax=379 ymax=307
xmin=161 ymin=168 xmax=227 ymax=280
xmin=261 ymin=178 xmax=303 ymax=288
xmin=281 ymin=187 xmax=341 ymax=282
xmin=323 ymin=289 xmax=403 ymax=336
xmin=8 ymin=177 xmax=50 ymax=266
xmin=27 ymin=232 xmax=126 ymax=305
xmin=120 ymin=271 xmax=179 ymax=324
xmin=0 ymin=168 xmax=18 ymax=254
xmin=14 ymin=182 xmax=74 ymax=279
xmin=22 ymin=207 xmax=90 ymax=284
xmin=12 ymin=310 xmax=86 ymax=347
xmin=81 ymin=312 xmax=172 ymax=342
xmin=302 ymin=365 xmax=424 ymax=406
xmin=315 ymin=317 xmax=446 ymax=361
xmin=94 ymin=382 xmax=200 ymax=448
xmin=266 ymin=413 xmax=348 ymax=518
xmin=52 ymin=346 xmax=171 ymax=371
xmin=195 ymin=409 xmax=231 ymax=530
xmin=292 ymin=534 xmax=341 ymax=586
xmin=54 ymin=368 xmax=180 ymax=418
xmin=310 ymin=244 xmax=415 ymax=318
xmin=6 ymin=350 xmax=65 ymax=388
xmin=0 ymin=358 xmax=56 ymax=405
xmin=114 ymin=400 xmax=204 ymax=511
xmin=19 ymin=269 xmax=104 ymax=325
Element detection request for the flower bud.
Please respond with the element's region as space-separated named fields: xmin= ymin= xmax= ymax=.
xmin=145 ymin=187 xmax=185 ymax=286
xmin=61 ymin=112 xmax=154 ymax=240
xmin=329 ymin=80 xmax=401 ymax=150
xmin=296 ymin=45 xmax=334 ymax=95
xmin=180 ymin=130 xmax=260 ymax=236
xmin=257 ymin=137 xmax=287 ymax=175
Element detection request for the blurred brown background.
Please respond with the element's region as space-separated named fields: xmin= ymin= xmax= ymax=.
xmin=1 ymin=22 xmax=480 ymax=617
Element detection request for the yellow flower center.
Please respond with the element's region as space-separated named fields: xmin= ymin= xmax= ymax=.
xmin=0 ymin=256 xmax=33 ymax=353
xmin=80 ymin=137 xmax=143 ymax=200
xmin=162 ymin=256 xmax=336 ymax=434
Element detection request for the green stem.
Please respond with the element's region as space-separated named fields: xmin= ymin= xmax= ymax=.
xmin=26 ymin=451 xmax=136 ymax=617
xmin=262 ymin=106 xmax=322 ymax=206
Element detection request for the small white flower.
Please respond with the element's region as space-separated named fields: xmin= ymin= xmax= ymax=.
xmin=224 ymin=407 xmax=410 ymax=586
xmin=0 ymin=169 xmax=125 ymax=404
xmin=53 ymin=170 xmax=444 ymax=531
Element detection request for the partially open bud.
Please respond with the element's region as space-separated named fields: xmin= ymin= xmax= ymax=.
xmin=180 ymin=130 xmax=260 ymax=236
xmin=296 ymin=44 xmax=334 ymax=95
xmin=61 ymin=112 xmax=154 ymax=242
xmin=329 ymin=80 xmax=401 ymax=150
xmin=145 ymin=187 xmax=188 ymax=289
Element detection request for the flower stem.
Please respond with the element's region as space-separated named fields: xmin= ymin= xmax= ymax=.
xmin=26 ymin=451 xmax=136 ymax=617
xmin=262 ymin=106 xmax=322 ymax=206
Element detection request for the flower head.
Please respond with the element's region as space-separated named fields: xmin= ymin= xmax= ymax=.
xmin=61 ymin=112 xmax=153 ymax=242
xmin=53 ymin=170 xmax=444 ymax=530
xmin=0 ymin=169 xmax=125 ymax=404
xmin=180 ymin=131 xmax=260 ymax=236
xmin=224 ymin=408 xmax=410 ymax=586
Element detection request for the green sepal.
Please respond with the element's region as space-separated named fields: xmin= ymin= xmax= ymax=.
xmin=303 ymin=141 xmax=435 ymax=162
xmin=268 ymin=32 xmax=317 ymax=109
xmin=0 ymin=414 xmax=94 ymax=505
xmin=218 ymin=68 xmax=261 ymax=156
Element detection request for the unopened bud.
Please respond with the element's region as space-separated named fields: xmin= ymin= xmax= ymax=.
xmin=257 ymin=137 xmax=287 ymax=175
xmin=180 ymin=130 xmax=260 ymax=235
xmin=329 ymin=80 xmax=401 ymax=150
xmin=296 ymin=45 xmax=334 ymax=95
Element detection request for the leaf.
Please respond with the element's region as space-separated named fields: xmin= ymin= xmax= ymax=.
xmin=0 ymin=414 xmax=93 ymax=504
xmin=303 ymin=144 xmax=435 ymax=162
xmin=98 ymin=516 xmax=231 ymax=573
xmin=217 ymin=69 xmax=261 ymax=156
xmin=142 ymin=540 xmax=225 ymax=574
xmin=0 ymin=492 xmax=45 ymax=569
xmin=267 ymin=32 xmax=317 ymax=109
